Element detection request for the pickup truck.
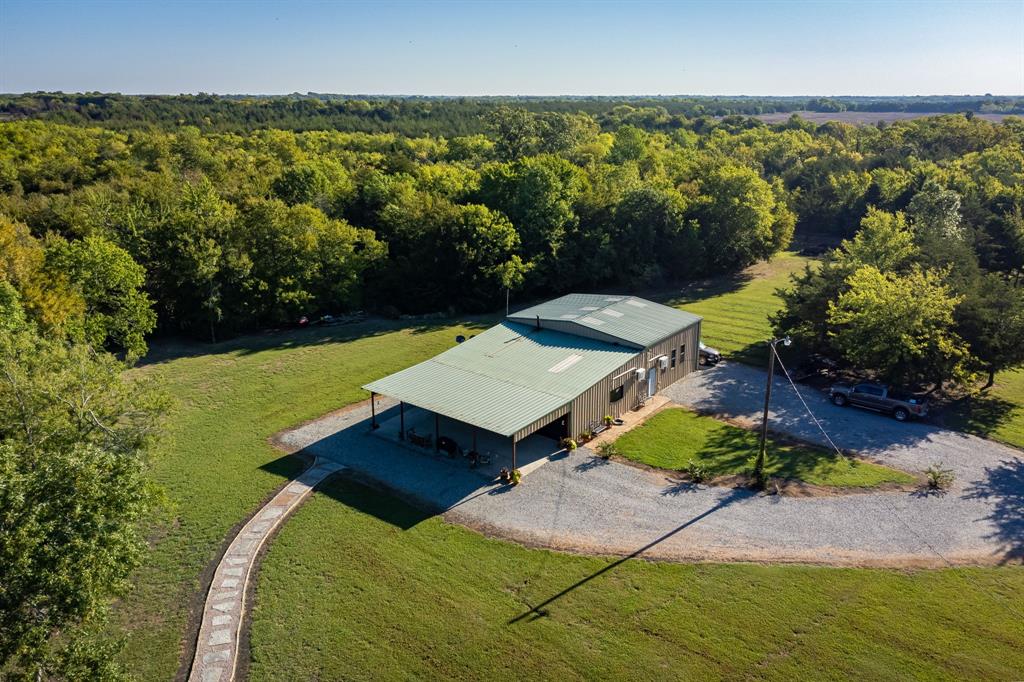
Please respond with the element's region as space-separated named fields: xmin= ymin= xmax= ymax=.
xmin=829 ymin=383 xmax=929 ymax=422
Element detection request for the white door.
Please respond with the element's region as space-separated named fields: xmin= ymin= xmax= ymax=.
xmin=647 ymin=365 xmax=657 ymax=397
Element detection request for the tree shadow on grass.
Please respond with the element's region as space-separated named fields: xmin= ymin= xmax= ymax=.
xmin=941 ymin=393 xmax=1020 ymax=443
xmin=139 ymin=315 xmax=495 ymax=367
xmin=653 ymin=270 xmax=756 ymax=308
xmin=962 ymin=458 xmax=1024 ymax=563
xmin=508 ymin=487 xmax=750 ymax=624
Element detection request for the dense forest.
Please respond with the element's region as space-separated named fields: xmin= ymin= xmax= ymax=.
xmin=1 ymin=103 xmax=1023 ymax=386
xmin=2 ymin=92 xmax=1022 ymax=135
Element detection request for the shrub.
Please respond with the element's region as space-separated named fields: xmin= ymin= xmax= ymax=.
xmin=510 ymin=468 xmax=522 ymax=485
xmin=924 ymin=463 xmax=955 ymax=490
xmin=596 ymin=442 xmax=620 ymax=459
xmin=561 ymin=437 xmax=578 ymax=451
xmin=684 ymin=459 xmax=710 ymax=483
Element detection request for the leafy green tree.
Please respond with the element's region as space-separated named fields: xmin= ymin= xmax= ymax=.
xmin=841 ymin=207 xmax=917 ymax=271
xmin=44 ymin=235 xmax=156 ymax=360
xmin=611 ymin=185 xmax=699 ymax=285
xmin=827 ymin=265 xmax=970 ymax=385
xmin=908 ymin=180 xmax=964 ymax=240
xmin=0 ymin=324 xmax=164 ymax=680
xmin=692 ymin=163 xmax=794 ymax=271
xmin=476 ymin=155 xmax=587 ymax=274
xmin=956 ymin=273 xmax=1024 ymax=388
xmin=238 ymin=199 xmax=385 ymax=323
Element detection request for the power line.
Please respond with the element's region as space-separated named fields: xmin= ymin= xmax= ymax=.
xmin=769 ymin=346 xmax=1024 ymax=621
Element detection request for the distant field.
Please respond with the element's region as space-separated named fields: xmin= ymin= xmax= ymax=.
xmin=752 ymin=110 xmax=1017 ymax=124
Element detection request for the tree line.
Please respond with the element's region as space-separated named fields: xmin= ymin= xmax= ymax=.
xmin=1 ymin=108 xmax=1022 ymax=377
xmin=2 ymin=92 xmax=1022 ymax=135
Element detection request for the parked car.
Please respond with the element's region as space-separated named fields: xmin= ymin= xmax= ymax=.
xmin=698 ymin=342 xmax=721 ymax=366
xmin=829 ymin=382 xmax=929 ymax=421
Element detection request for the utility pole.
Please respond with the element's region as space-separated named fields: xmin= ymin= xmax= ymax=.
xmin=754 ymin=336 xmax=790 ymax=487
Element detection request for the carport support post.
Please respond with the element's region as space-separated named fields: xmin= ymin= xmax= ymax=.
xmin=399 ymin=401 xmax=405 ymax=440
xmin=434 ymin=412 xmax=440 ymax=452
xmin=370 ymin=391 xmax=378 ymax=430
xmin=511 ymin=436 xmax=517 ymax=471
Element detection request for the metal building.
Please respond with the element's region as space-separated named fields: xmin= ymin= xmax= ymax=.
xmin=363 ymin=294 xmax=701 ymax=469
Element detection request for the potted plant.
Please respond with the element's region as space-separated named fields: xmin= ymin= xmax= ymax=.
xmin=499 ymin=467 xmax=510 ymax=484
xmin=510 ymin=468 xmax=522 ymax=485
xmin=603 ymin=414 xmax=614 ymax=427
xmin=560 ymin=437 xmax=578 ymax=451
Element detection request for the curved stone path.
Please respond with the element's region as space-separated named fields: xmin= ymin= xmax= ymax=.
xmin=187 ymin=459 xmax=345 ymax=682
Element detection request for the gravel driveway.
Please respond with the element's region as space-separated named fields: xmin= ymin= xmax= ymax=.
xmin=277 ymin=368 xmax=1023 ymax=567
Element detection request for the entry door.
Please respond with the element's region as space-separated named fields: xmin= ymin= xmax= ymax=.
xmin=647 ymin=366 xmax=657 ymax=397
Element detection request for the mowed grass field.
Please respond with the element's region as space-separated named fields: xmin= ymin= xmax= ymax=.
xmin=613 ymin=407 xmax=914 ymax=488
xmin=664 ymin=252 xmax=811 ymax=364
xmin=248 ymin=476 xmax=1024 ymax=681
xmin=117 ymin=318 xmax=490 ymax=679
xmin=118 ymin=253 xmax=1024 ymax=679
xmin=945 ymin=369 xmax=1024 ymax=450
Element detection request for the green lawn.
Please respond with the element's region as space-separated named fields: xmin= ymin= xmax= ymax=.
xmin=944 ymin=369 xmax=1024 ymax=451
xmin=248 ymin=475 xmax=1024 ymax=681
xmin=116 ymin=318 xmax=489 ymax=680
xmin=117 ymin=255 xmax=1022 ymax=679
xmin=612 ymin=408 xmax=914 ymax=488
xmin=664 ymin=252 xmax=811 ymax=363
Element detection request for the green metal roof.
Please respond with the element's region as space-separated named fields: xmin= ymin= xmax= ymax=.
xmin=363 ymin=321 xmax=638 ymax=437
xmin=507 ymin=294 xmax=701 ymax=349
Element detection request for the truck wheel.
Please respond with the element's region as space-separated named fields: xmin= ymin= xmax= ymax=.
xmin=893 ymin=407 xmax=909 ymax=422
xmin=831 ymin=394 xmax=847 ymax=407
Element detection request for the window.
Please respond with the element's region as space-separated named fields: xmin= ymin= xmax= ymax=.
xmin=680 ymin=344 xmax=686 ymax=365
xmin=610 ymin=385 xmax=624 ymax=403
xmin=670 ymin=349 xmax=677 ymax=368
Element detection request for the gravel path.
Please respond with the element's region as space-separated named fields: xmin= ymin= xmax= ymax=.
xmin=277 ymin=374 xmax=1023 ymax=567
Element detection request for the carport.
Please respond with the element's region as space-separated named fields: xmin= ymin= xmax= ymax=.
xmin=363 ymin=320 xmax=637 ymax=474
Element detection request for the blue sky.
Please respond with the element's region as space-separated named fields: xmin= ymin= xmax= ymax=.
xmin=1 ymin=0 xmax=1021 ymax=95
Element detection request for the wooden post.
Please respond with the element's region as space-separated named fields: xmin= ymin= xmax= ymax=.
xmin=370 ymin=392 xmax=378 ymax=430
xmin=434 ymin=412 xmax=440 ymax=451
xmin=399 ymin=401 xmax=405 ymax=440
xmin=511 ymin=436 xmax=517 ymax=471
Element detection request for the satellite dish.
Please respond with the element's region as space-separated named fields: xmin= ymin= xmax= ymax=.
xmin=455 ymin=335 xmax=466 ymax=344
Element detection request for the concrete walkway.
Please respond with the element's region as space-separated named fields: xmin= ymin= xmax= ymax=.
xmin=187 ymin=459 xmax=345 ymax=682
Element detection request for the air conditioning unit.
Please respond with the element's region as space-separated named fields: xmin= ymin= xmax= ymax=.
xmin=658 ymin=356 xmax=669 ymax=370
xmin=635 ymin=367 xmax=646 ymax=381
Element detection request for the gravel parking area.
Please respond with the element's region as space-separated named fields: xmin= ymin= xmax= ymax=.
xmin=276 ymin=370 xmax=1023 ymax=567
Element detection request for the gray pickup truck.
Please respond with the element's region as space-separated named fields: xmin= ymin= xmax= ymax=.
xmin=829 ymin=382 xmax=929 ymax=422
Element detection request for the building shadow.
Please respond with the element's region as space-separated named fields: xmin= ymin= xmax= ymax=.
xmin=507 ymin=487 xmax=750 ymax=624
xmin=962 ymin=458 xmax=1024 ymax=563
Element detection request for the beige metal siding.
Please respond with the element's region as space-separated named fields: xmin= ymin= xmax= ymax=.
xmin=566 ymin=320 xmax=701 ymax=438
